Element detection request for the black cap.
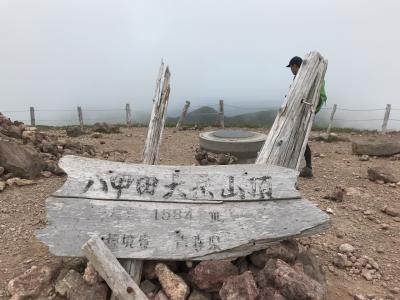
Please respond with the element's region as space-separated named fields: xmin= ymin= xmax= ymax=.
xmin=286 ymin=56 xmax=303 ymax=67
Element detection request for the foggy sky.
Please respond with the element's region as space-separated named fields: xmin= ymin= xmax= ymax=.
xmin=1 ymin=0 xmax=400 ymax=128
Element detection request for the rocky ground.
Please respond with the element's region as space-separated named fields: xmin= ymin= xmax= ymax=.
xmin=0 ymin=126 xmax=400 ymax=300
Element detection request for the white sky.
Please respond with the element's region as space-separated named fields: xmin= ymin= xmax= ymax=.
xmin=1 ymin=0 xmax=399 ymax=127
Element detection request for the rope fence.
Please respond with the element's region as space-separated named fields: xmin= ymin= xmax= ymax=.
xmin=2 ymin=102 xmax=400 ymax=132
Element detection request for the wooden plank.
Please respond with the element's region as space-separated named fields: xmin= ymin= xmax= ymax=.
xmin=30 ymin=106 xmax=35 ymax=126
xmin=256 ymin=51 xmax=328 ymax=170
xmin=326 ymin=104 xmax=337 ymax=134
xmin=82 ymin=236 xmax=148 ymax=300
xmin=381 ymin=104 xmax=391 ymax=134
xmin=176 ymin=101 xmax=190 ymax=130
xmin=38 ymin=196 xmax=329 ymax=260
xmin=54 ymin=155 xmax=300 ymax=202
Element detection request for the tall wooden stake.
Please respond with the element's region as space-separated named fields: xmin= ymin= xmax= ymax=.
xmin=116 ymin=62 xmax=171 ymax=296
xmin=77 ymin=106 xmax=84 ymax=130
xmin=381 ymin=104 xmax=391 ymax=134
xmin=126 ymin=103 xmax=132 ymax=127
xmin=256 ymin=51 xmax=328 ymax=170
xmin=218 ymin=99 xmax=224 ymax=128
xmin=176 ymin=100 xmax=190 ymax=130
xmin=326 ymin=104 xmax=337 ymax=134
xmin=30 ymin=106 xmax=35 ymax=127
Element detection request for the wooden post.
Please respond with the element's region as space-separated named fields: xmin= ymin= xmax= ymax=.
xmin=326 ymin=104 xmax=337 ymax=134
xmin=142 ymin=62 xmax=171 ymax=165
xmin=176 ymin=100 xmax=190 ymax=130
xmin=256 ymin=51 xmax=328 ymax=170
xmin=82 ymin=236 xmax=148 ymax=300
xmin=126 ymin=103 xmax=132 ymax=127
xmin=116 ymin=62 xmax=171 ymax=293
xmin=77 ymin=106 xmax=84 ymax=130
xmin=30 ymin=107 xmax=35 ymax=127
xmin=218 ymin=99 xmax=224 ymax=128
xmin=381 ymin=104 xmax=391 ymax=134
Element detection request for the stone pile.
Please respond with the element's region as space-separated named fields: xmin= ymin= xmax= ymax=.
xmin=0 ymin=112 xmax=96 ymax=192
xmin=8 ymin=239 xmax=328 ymax=300
xmin=332 ymin=243 xmax=382 ymax=282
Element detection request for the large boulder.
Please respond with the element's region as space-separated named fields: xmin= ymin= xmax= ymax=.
xmin=352 ymin=137 xmax=400 ymax=156
xmin=0 ymin=140 xmax=44 ymax=179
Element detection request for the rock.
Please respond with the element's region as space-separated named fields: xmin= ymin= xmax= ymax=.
xmin=8 ymin=262 xmax=62 ymax=299
xmin=188 ymin=289 xmax=212 ymax=300
xmin=339 ymin=243 xmax=355 ymax=253
xmin=6 ymin=177 xmax=35 ymax=186
xmin=296 ymin=249 xmax=327 ymax=288
xmin=143 ymin=261 xmax=158 ymax=280
xmin=4 ymin=124 xmax=22 ymax=139
xmin=258 ymin=286 xmax=287 ymax=300
xmin=264 ymin=239 xmax=299 ymax=265
xmin=0 ymin=140 xmax=44 ymax=179
xmin=66 ymin=126 xmax=84 ymax=137
xmin=361 ymin=269 xmax=373 ymax=281
xmin=352 ymin=138 xmax=400 ymax=156
xmin=323 ymin=186 xmax=344 ymax=202
xmin=381 ymin=205 xmax=400 ymax=217
xmin=41 ymin=140 xmax=59 ymax=156
xmin=154 ymin=290 xmax=170 ymax=300
xmin=354 ymin=295 xmax=366 ymax=300
xmin=83 ymin=262 xmax=102 ymax=285
xmin=92 ymin=122 xmax=120 ymax=134
xmin=380 ymin=223 xmax=389 ymax=230
xmin=91 ymin=133 xmax=103 ymax=139
xmin=44 ymin=160 xmax=66 ymax=176
xmin=0 ymin=166 xmax=4 ymax=175
xmin=333 ymin=253 xmax=352 ymax=269
xmin=190 ymin=260 xmax=239 ymax=292
xmin=326 ymin=208 xmax=334 ymax=214
xmin=249 ymin=250 xmax=267 ymax=268
xmin=155 ymin=263 xmax=190 ymax=300
xmin=219 ymin=271 xmax=259 ymax=300
xmin=55 ymin=269 xmax=108 ymax=299
xmin=0 ymin=181 xmax=5 ymax=192
xmin=140 ymin=279 xmax=158 ymax=296
xmin=359 ymin=155 xmax=370 ymax=161
xmin=367 ymin=167 xmax=397 ymax=183
xmin=40 ymin=170 xmax=53 ymax=178
xmin=271 ymin=259 xmax=326 ymax=300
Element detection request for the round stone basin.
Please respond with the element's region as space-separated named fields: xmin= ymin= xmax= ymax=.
xmin=199 ymin=129 xmax=267 ymax=158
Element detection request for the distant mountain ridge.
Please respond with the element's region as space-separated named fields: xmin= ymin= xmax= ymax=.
xmin=166 ymin=106 xmax=278 ymax=127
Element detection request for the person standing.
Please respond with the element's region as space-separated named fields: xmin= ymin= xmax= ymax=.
xmin=286 ymin=56 xmax=327 ymax=177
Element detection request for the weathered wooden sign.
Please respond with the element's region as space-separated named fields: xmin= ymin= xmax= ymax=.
xmin=36 ymin=155 xmax=329 ymax=260
xmin=54 ymin=155 xmax=300 ymax=203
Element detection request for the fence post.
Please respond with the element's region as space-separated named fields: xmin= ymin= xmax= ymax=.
xmin=77 ymin=106 xmax=84 ymax=130
xmin=381 ymin=104 xmax=391 ymax=134
xmin=125 ymin=103 xmax=132 ymax=127
xmin=176 ymin=100 xmax=190 ymax=130
xmin=218 ymin=99 xmax=224 ymax=128
xmin=326 ymin=104 xmax=337 ymax=134
xmin=30 ymin=107 xmax=35 ymax=127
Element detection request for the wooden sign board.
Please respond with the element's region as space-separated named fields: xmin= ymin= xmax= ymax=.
xmin=36 ymin=156 xmax=329 ymax=260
